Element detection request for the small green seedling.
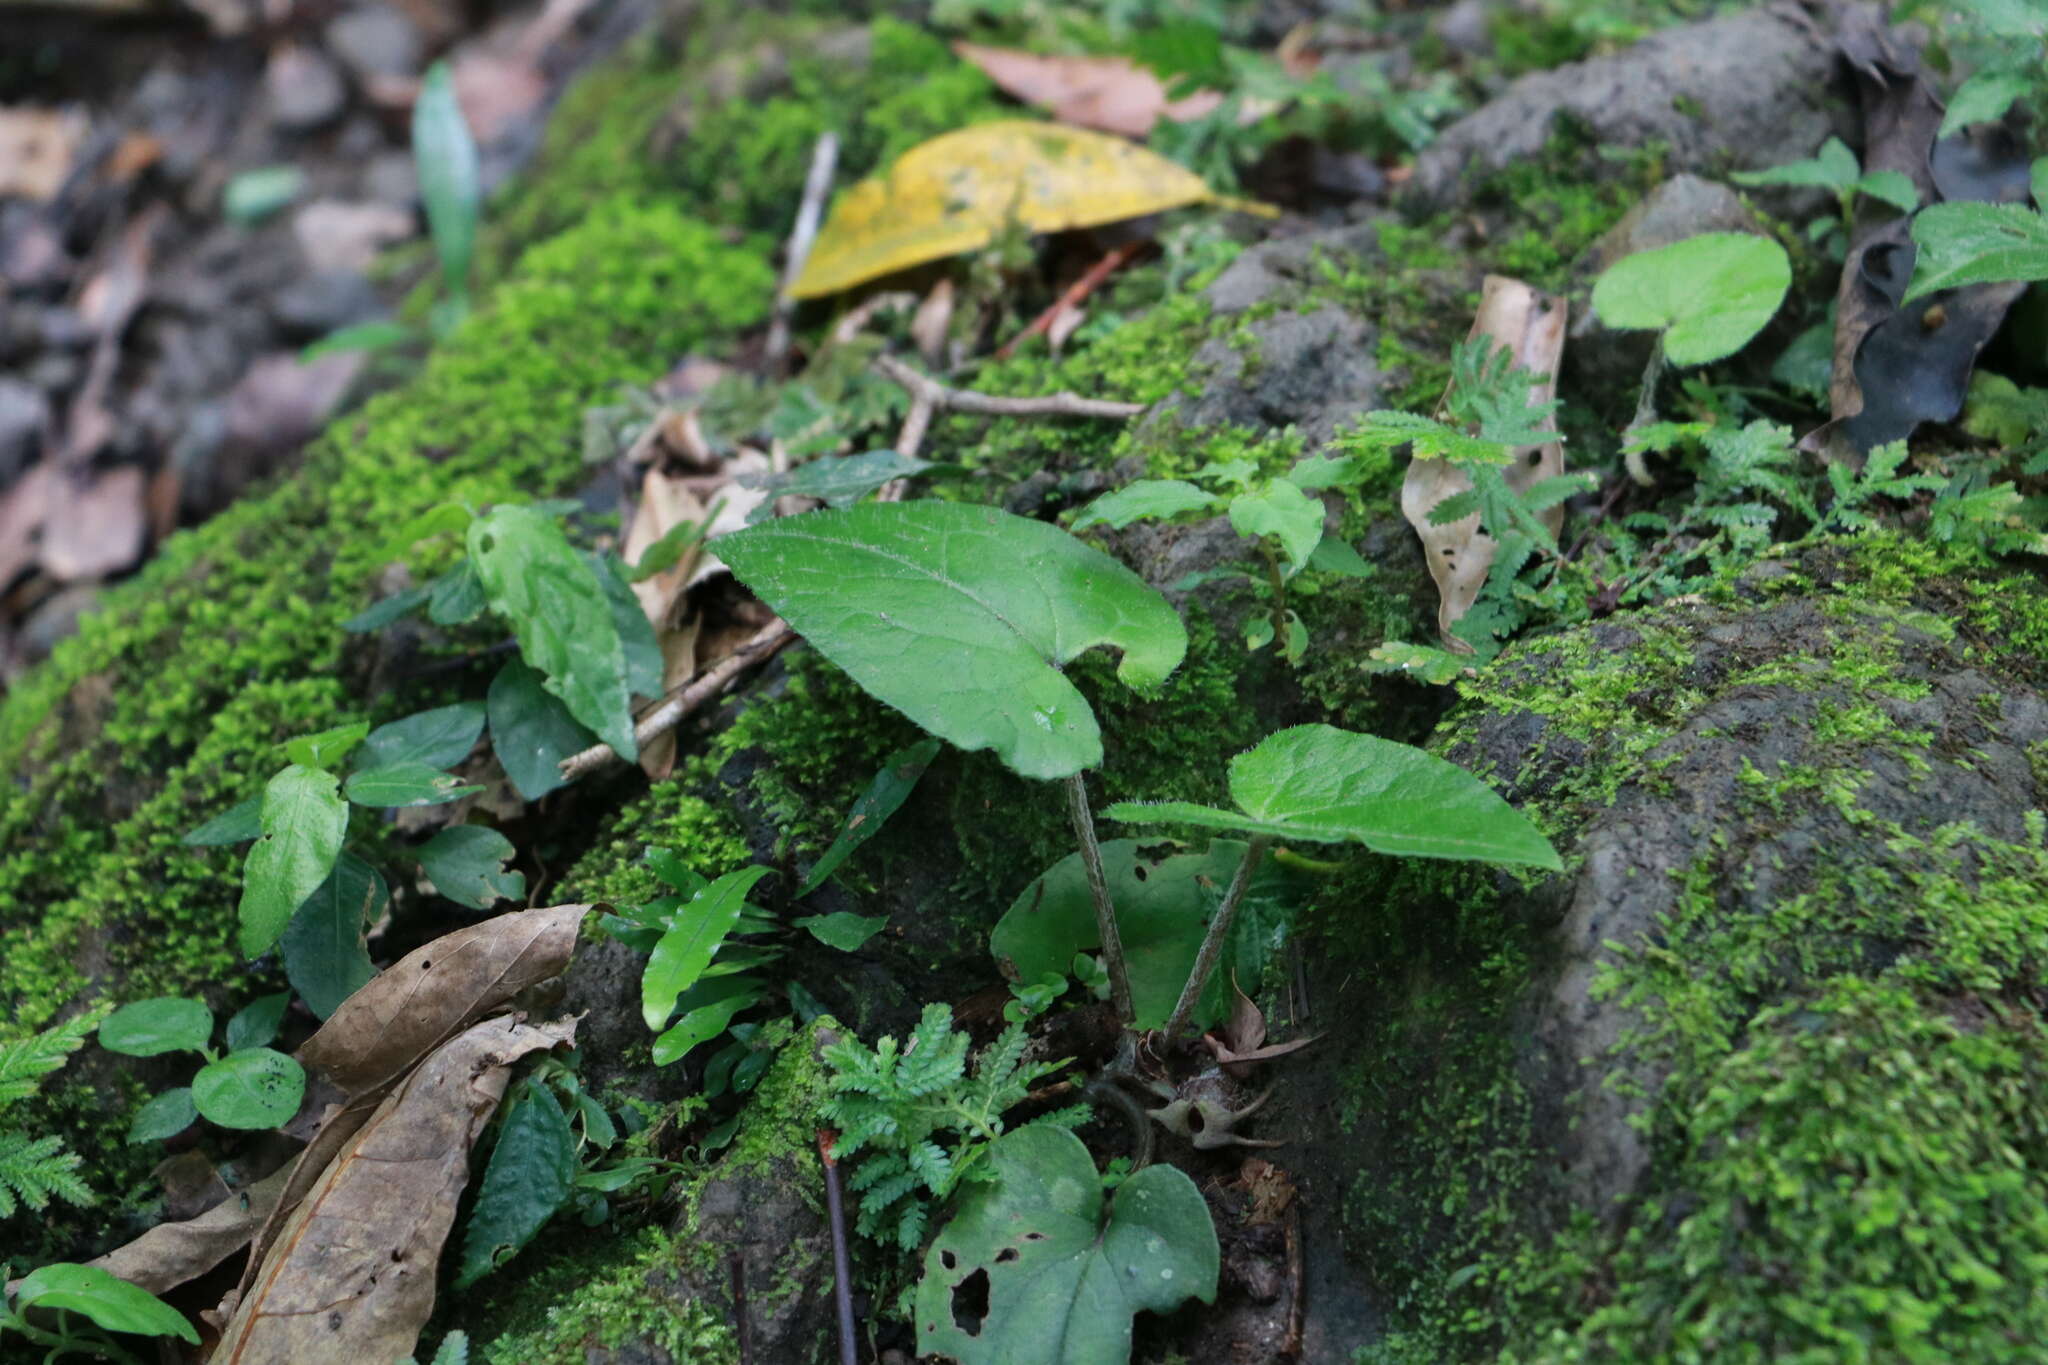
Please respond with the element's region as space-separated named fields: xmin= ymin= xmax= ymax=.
xmin=1732 ymin=136 xmax=1918 ymax=254
xmin=1105 ymin=723 xmax=1560 ymax=1039
xmin=414 ymin=60 xmax=480 ymax=333
xmin=2 ymin=1263 xmax=198 ymax=1360
xmin=102 ymin=994 xmax=307 ymax=1138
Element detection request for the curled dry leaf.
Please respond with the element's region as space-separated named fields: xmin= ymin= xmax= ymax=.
xmin=1402 ymin=275 xmax=1567 ymax=649
xmin=236 ymin=903 xmax=589 ymax=1300
xmin=953 ymin=43 xmax=1226 ymax=138
xmin=77 ymin=1166 xmax=292 ymax=1297
xmin=1203 ymin=978 xmax=1319 ymax=1078
xmin=213 ymin=1015 xmax=576 ymax=1363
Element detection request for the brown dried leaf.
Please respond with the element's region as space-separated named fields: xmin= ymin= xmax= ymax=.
xmin=77 ymin=1166 xmax=291 ymax=1297
xmin=0 ymin=108 xmax=86 ymax=202
xmin=0 ymin=463 xmax=52 ymax=591
xmin=1401 ymin=275 xmax=1567 ymax=649
xmin=213 ymin=1016 xmax=575 ymax=1363
xmin=953 ymin=43 xmax=1224 ymax=138
xmin=38 ymin=465 xmax=146 ymax=582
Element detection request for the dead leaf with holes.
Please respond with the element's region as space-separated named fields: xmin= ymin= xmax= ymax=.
xmin=1401 ymin=275 xmax=1567 ymax=650
xmin=211 ymin=1015 xmax=575 ymax=1362
xmin=791 ymin=120 xmax=1271 ymax=298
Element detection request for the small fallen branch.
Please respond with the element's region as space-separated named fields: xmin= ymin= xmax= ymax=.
xmin=996 ymin=239 xmax=1147 ymax=359
xmin=873 ymin=353 xmax=1145 ymax=465
xmin=557 ymin=618 xmax=796 ymax=779
xmin=763 ymin=132 xmax=840 ymax=378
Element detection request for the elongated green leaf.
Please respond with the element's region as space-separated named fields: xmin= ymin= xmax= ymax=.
xmin=1103 ymin=724 xmax=1560 ymax=869
xmin=1855 ymin=170 xmax=1919 ymax=214
xmin=225 ymin=992 xmax=291 ymax=1051
xmin=191 ymin=1048 xmax=305 ymax=1129
xmin=916 ymin=1126 xmax=1216 ymax=1365
xmin=717 ymin=503 xmax=1187 ymax=780
xmin=487 ymin=660 xmax=593 ymax=800
xmin=1907 ymin=201 xmax=2048 ymax=300
xmin=417 ymin=825 xmax=525 ymax=910
xmin=795 ymin=912 xmax=888 ymax=951
xmin=413 ymin=61 xmax=479 ymax=310
xmin=991 ymin=839 xmax=1305 ymax=1029
xmin=800 ymin=738 xmax=941 ymax=895
xmin=468 ymin=505 xmax=638 ymax=761
xmin=651 ymin=979 xmax=766 ymax=1067
xmin=343 ymin=762 xmax=482 ymax=808
xmin=128 ymin=1088 xmax=198 ymax=1143
xmin=303 ymin=319 xmax=413 ymax=362
xmin=1228 ymin=480 xmax=1324 ymax=574
xmin=238 ymin=765 xmax=349 ymax=957
xmin=1069 ymin=479 xmax=1221 ymax=532
xmin=1591 ymin=233 xmax=1791 ymax=365
xmin=283 ymin=723 xmax=370 ymax=771
xmin=1941 ymin=68 xmax=2035 ymax=137
xmin=343 ymin=584 xmax=432 ymax=633
xmin=281 ymin=852 xmax=384 ymax=1020
xmin=101 ymin=998 xmax=212 ymax=1058
xmin=642 ymin=867 xmax=774 ymax=1030
xmin=1730 ymin=136 xmax=1859 ymax=192
xmin=183 ymin=796 xmax=262 ymax=846
xmin=14 ymin=1264 xmax=199 ymax=1342
xmin=358 ymin=703 xmax=487 ymax=771
xmin=456 ymin=1083 xmax=576 ymax=1288
xmin=742 ymin=449 xmax=953 ymax=520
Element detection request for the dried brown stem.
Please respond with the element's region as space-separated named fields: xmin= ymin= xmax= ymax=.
xmin=995 ymin=240 xmax=1147 ymax=360
xmin=558 ymin=619 xmax=796 ymax=779
xmin=1065 ymin=773 xmax=1137 ymax=1026
xmin=1162 ymin=834 xmax=1273 ymax=1043
xmin=763 ymin=132 xmax=840 ymax=377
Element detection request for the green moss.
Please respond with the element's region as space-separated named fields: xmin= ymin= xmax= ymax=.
xmin=466 ymin=1221 xmax=734 ymax=1365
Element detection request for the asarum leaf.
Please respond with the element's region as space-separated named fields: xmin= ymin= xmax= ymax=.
xmin=916 ymin=1126 xmax=1216 ymax=1365
xmin=1102 ymin=723 xmax=1561 ymax=870
xmin=12 ymin=1264 xmax=198 ymax=1343
xmin=468 ymin=505 xmax=638 ymax=761
xmin=192 ymin=1048 xmax=306 ymax=1130
xmin=1590 ymin=232 xmax=1791 ymax=366
xmin=238 ymin=765 xmax=349 ymax=957
xmin=717 ymin=502 xmax=1187 ymax=781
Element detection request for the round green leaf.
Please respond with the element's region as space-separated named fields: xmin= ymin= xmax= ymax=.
xmin=191 ymin=1048 xmax=306 ymax=1129
xmin=128 ymin=1087 xmax=198 ymax=1143
xmin=100 ymin=997 xmax=213 ymax=1058
xmin=13 ymin=1264 xmax=199 ymax=1343
xmin=916 ymin=1126 xmax=1217 ymax=1364
xmin=717 ymin=502 xmax=1187 ymax=780
xmin=1102 ymin=723 xmax=1562 ymax=870
xmin=1590 ymin=232 xmax=1791 ymax=366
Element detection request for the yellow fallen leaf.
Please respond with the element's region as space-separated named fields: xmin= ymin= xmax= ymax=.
xmin=791 ymin=120 xmax=1270 ymax=299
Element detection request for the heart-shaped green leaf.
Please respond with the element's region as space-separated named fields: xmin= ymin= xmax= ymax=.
xmin=717 ymin=503 xmax=1187 ymax=780
xmin=1591 ymin=232 xmax=1790 ymax=366
xmin=1102 ymin=724 xmax=1561 ymax=869
xmin=916 ymin=1125 xmax=1217 ymax=1365
xmin=239 ymin=764 xmax=349 ymax=957
xmin=192 ymin=1048 xmax=305 ymax=1129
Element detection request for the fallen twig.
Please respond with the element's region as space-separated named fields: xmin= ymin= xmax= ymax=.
xmin=996 ymin=240 xmax=1147 ymax=359
xmin=557 ymin=618 xmax=796 ymax=779
xmin=763 ymin=132 xmax=840 ymax=378
xmin=818 ymin=1130 xmax=859 ymax=1365
xmin=1281 ymin=1200 xmax=1305 ymax=1359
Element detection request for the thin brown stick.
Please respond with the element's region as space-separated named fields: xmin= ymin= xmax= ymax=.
xmin=996 ymin=240 xmax=1147 ymax=360
xmin=1065 ymin=773 xmax=1137 ymax=1026
xmin=763 ymin=132 xmax=840 ymax=378
xmin=558 ymin=619 xmax=796 ymax=779
xmin=818 ymin=1130 xmax=859 ymax=1365
xmin=1162 ymin=834 xmax=1273 ymax=1043
xmin=1281 ymin=1200 xmax=1306 ymax=1359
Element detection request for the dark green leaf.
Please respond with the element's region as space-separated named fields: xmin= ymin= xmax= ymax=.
xmin=1102 ymin=723 xmax=1561 ymax=869
xmin=646 ymin=847 xmax=709 ymax=897
xmin=795 ymin=912 xmax=888 ymax=951
xmin=343 ymin=584 xmax=431 ymax=633
xmin=455 ymin=1083 xmax=576 ymax=1288
xmin=343 ymin=761 xmax=482 ymax=808
xmin=417 ymin=825 xmax=526 ymax=910
xmin=716 ymin=503 xmax=1187 ymax=780
xmin=643 ymin=867 xmax=774 ymax=1030
xmin=282 ymin=853 xmax=384 ymax=1019
xmin=428 ymin=559 xmax=489 ymax=625
xmin=414 ymin=61 xmax=479 ymax=310
xmin=127 ymin=1088 xmax=198 ymax=1143
xmin=101 ymin=998 xmax=213 ymax=1058
xmin=591 ymin=552 xmax=663 ymax=700
xmin=13 ymin=1264 xmax=199 ymax=1342
xmin=487 ymin=659 xmax=594 ymax=800
xmin=651 ymin=979 xmax=766 ymax=1067
xmin=358 ymin=703 xmax=487 ymax=772
xmin=239 ymin=764 xmax=349 ymax=957
xmin=191 ymin=1048 xmax=305 ymax=1129
xmin=741 ymin=449 xmax=954 ymax=521
xmin=225 ymin=992 xmax=291 ymax=1051
xmin=182 ymin=797 xmax=262 ymax=847
xmin=916 ymin=1126 xmax=1216 ymax=1365
xmin=468 ymin=505 xmax=638 ymax=760
xmin=800 ymin=737 xmax=941 ymax=894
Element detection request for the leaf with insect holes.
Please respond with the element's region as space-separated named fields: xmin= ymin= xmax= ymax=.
xmin=192 ymin=1048 xmax=305 ymax=1129
xmin=801 ymin=738 xmax=941 ymax=895
xmin=13 ymin=1265 xmax=198 ymax=1343
xmin=468 ymin=505 xmax=638 ymax=761
xmin=1103 ymin=724 xmax=1560 ymax=869
xmin=916 ymin=1125 xmax=1216 ymax=1365
xmin=417 ymin=826 xmax=525 ymax=910
xmin=717 ymin=503 xmax=1187 ymax=780
xmin=239 ymin=765 xmax=349 ymax=957
xmin=1591 ymin=233 xmax=1790 ymax=366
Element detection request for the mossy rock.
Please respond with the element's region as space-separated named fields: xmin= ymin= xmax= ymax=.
xmin=1316 ymin=535 xmax=2048 ymax=1361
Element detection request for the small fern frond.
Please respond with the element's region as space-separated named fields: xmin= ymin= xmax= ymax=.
xmin=0 ymin=1130 xmax=93 ymax=1216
